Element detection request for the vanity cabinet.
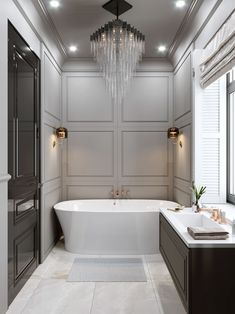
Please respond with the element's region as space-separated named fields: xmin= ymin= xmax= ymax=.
xmin=160 ymin=213 xmax=235 ymax=314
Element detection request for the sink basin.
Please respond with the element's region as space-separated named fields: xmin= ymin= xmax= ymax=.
xmin=174 ymin=213 xmax=219 ymax=228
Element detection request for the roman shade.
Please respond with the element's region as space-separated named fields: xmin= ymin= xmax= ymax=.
xmin=200 ymin=11 xmax=235 ymax=88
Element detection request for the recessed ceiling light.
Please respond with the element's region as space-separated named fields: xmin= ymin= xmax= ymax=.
xmin=175 ymin=0 xmax=186 ymax=8
xmin=69 ymin=45 xmax=78 ymax=52
xmin=50 ymin=1 xmax=60 ymax=8
xmin=158 ymin=45 xmax=167 ymax=52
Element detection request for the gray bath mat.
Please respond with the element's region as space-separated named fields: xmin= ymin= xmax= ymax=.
xmin=67 ymin=257 xmax=147 ymax=282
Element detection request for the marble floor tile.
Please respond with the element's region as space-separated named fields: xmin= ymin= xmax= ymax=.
xmin=91 ymin=282 xmax=162 ymax=314
xmin=144 ymin=254 xmax=164 ymax=263
xmin=7 ymin=278 xmax=41 ymax=314
xmin=7 ymin=241 xmax=186 ymax=314
xmin=159 ymin=298 xmax=186 ymax=314
xmin=22 ymin=279 xmax=95 ymax=314
xmin=147 ymin=260 xmax=171 ymax=282
xmin=151 ymin=273 xmax=186 ymax=314
xmin=7 ymin=298 xmax=30 ymax=314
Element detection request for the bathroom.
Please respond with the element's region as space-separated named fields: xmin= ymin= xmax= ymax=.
xmin=1 ymin=0 xmax=235 ymax=313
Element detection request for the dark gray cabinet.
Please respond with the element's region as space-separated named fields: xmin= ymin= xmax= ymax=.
xmin=160 ymin=213 xmax=235 ymax=314
xmin=8 ymin=22 xmax=40 ymax=305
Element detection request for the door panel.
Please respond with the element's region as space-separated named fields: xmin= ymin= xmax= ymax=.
xmin=8 ymin=22 xmax=40 ymax=305
xmin=16 ymin=52 xmax=35 ymax=178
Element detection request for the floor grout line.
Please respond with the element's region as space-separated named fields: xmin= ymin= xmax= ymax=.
xmin=89 ymin=282 xmax=97 ymax=314
xmin=144 ymin=255 xmax=164 ymax=314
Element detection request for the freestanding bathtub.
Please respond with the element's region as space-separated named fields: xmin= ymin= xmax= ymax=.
xmin=54 ymin=199 xmax=179 ymax=255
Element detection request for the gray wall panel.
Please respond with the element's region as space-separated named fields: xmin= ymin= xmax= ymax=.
xmin=123 ymin=76 xmax=169 ymax=122
xmin=62 ymin=72 xmax=173 ymax=200
xmin=67 ymin=131 xmax=114 ymax=177
xmin=67 ymin=185 xmax=114 ymax=199
xmin=41 ymin=45 xmax=62 ymax=261
xmin=66 ymin=76 xmax=113 ymax=122
xmin=122 ymin=131 xmax=168 ymax=177
xmin=173 ymin=52 xmax=192 ymax=206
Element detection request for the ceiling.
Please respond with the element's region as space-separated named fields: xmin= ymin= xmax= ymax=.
xmin=39 ymin=0 xmax=195 ymax=58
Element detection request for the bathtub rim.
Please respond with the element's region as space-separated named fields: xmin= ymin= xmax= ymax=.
xmin=54 ymin=199 xmax=180 ymax=213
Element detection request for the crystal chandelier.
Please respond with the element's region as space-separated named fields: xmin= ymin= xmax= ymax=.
xmin=90 ymin=0 xmax=145 ymax=102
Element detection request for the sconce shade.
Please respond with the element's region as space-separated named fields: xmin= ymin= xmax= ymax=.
xmin=168 ymin=127 xmax=179 ymax=139
xmin=56 ymin=127 xmax=68 ymax=139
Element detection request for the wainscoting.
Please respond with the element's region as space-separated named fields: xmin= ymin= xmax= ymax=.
xmin=62 ymin=70 xmax=174 ymax=200
xmin=41 ymin=45 xmax=62 ymax=261
xmin=173 ymin=50 xmax=193 ymax=206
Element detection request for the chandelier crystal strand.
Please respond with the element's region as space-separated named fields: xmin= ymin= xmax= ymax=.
xmin=90 ymin=19 xmax=145 ymax=102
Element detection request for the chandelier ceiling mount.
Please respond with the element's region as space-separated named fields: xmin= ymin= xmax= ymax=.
xmin=102 ymin=0 xmax=133 ymax=19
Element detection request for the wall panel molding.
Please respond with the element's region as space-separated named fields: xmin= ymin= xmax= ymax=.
xmin=121 ymin=184 xmax=169 ymax=200
xmin=43 ymin=50 xmax=62 ymax=121
xmin=66 ymin=131 xmax=114 ymax=177
xmin=65 ymin=74 xmax=113 ymax=123
xmin=41 ymin=44 xmax=62 ymax=260
xmin=62 ymin=71 xmax=173 ymax=200
xmin=121 ymin=131 xmax=169 ymax=177
xmin=41 ymin=186 xmax=61 ymax=261
xmin=123 ymin=75 xmax=170 ymax=123
xmin=174 ymin=53 xmax=192 ymax=121
xmin=67 ymin=185 xmax=114 ymax=199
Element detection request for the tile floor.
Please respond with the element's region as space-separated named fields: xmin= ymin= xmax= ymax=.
xmin=7 ymin=241 xmax=186 ymax=314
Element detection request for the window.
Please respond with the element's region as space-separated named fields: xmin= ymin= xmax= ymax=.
xmin=227 ymin=68 xmax=235 ymax=204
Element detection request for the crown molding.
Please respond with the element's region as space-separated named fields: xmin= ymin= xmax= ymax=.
xmin=62 ymin=57 xmax=173 ymax=72
xmin=35 ymin=0 xmax=68 ymax=57
xmin=168 ymin=0 xmax=204 ymax=58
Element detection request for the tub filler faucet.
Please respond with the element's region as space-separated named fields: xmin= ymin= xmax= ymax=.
xmin=111 ymin=189 xmax=120 ymax=199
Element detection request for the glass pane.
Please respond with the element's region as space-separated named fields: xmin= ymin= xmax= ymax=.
xmin=16 ymin=53 xmax=35 ymax=177
xmin=229 ymin=92 xmax=235 ymax=195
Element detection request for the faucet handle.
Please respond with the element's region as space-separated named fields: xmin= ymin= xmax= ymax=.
xmin=111 ymin=189 xmax=119 ymax=198
xmin=121 ymin=189 xmax=130 ymax=198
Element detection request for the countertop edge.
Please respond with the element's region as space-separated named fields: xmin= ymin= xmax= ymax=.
xmin=160 ymin=208 xmax=235 ymax=248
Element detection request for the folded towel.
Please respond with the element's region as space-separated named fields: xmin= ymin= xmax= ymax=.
xmin=187 ymin=227 xmax=229 ymax=240
xmin=189 ymin=235 xmax=229 ymax=240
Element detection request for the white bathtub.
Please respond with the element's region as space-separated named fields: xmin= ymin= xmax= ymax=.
xmin=54 ymin=199 xmax=179 ymax=255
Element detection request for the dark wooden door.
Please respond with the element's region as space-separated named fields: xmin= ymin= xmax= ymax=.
xmin=8 ymin=23 xmax=40 ymax=305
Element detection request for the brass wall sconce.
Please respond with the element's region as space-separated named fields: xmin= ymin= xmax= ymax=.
xmin=56 ymin=127 xmax=68 ymax=140
xmin=168 ymin=127 xmax=179 ymax=140
xmin=167 ymin=127 xmax=182 ymax=147
xmin=52 ymin=127 xmax=68 ymax=147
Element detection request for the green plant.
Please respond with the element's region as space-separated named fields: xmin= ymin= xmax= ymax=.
xmin=191 ymin=184 xmax=206 ymax=205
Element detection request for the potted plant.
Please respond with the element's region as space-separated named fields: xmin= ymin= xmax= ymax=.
xmin=191 ymin=184 xmax=206 ymax=212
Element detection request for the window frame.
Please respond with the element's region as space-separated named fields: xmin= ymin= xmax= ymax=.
xmin=227 ymin=72 xmax=235 ymax=204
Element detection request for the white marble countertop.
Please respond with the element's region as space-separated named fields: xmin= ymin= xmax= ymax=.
xmin=160 ymin=207 xmax=235 ymax=248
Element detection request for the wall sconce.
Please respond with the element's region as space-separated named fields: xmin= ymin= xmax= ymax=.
xmin=167 ymin=127 xmax=182 ymax=147
xmin=56 ymin=127 xmax=68 ymax=140
xmin=52 ymin=127 xmax=68 ymax=147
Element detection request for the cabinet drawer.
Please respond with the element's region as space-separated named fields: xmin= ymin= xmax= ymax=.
xmin=160 ymin=214 xmax=188 ymax=309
